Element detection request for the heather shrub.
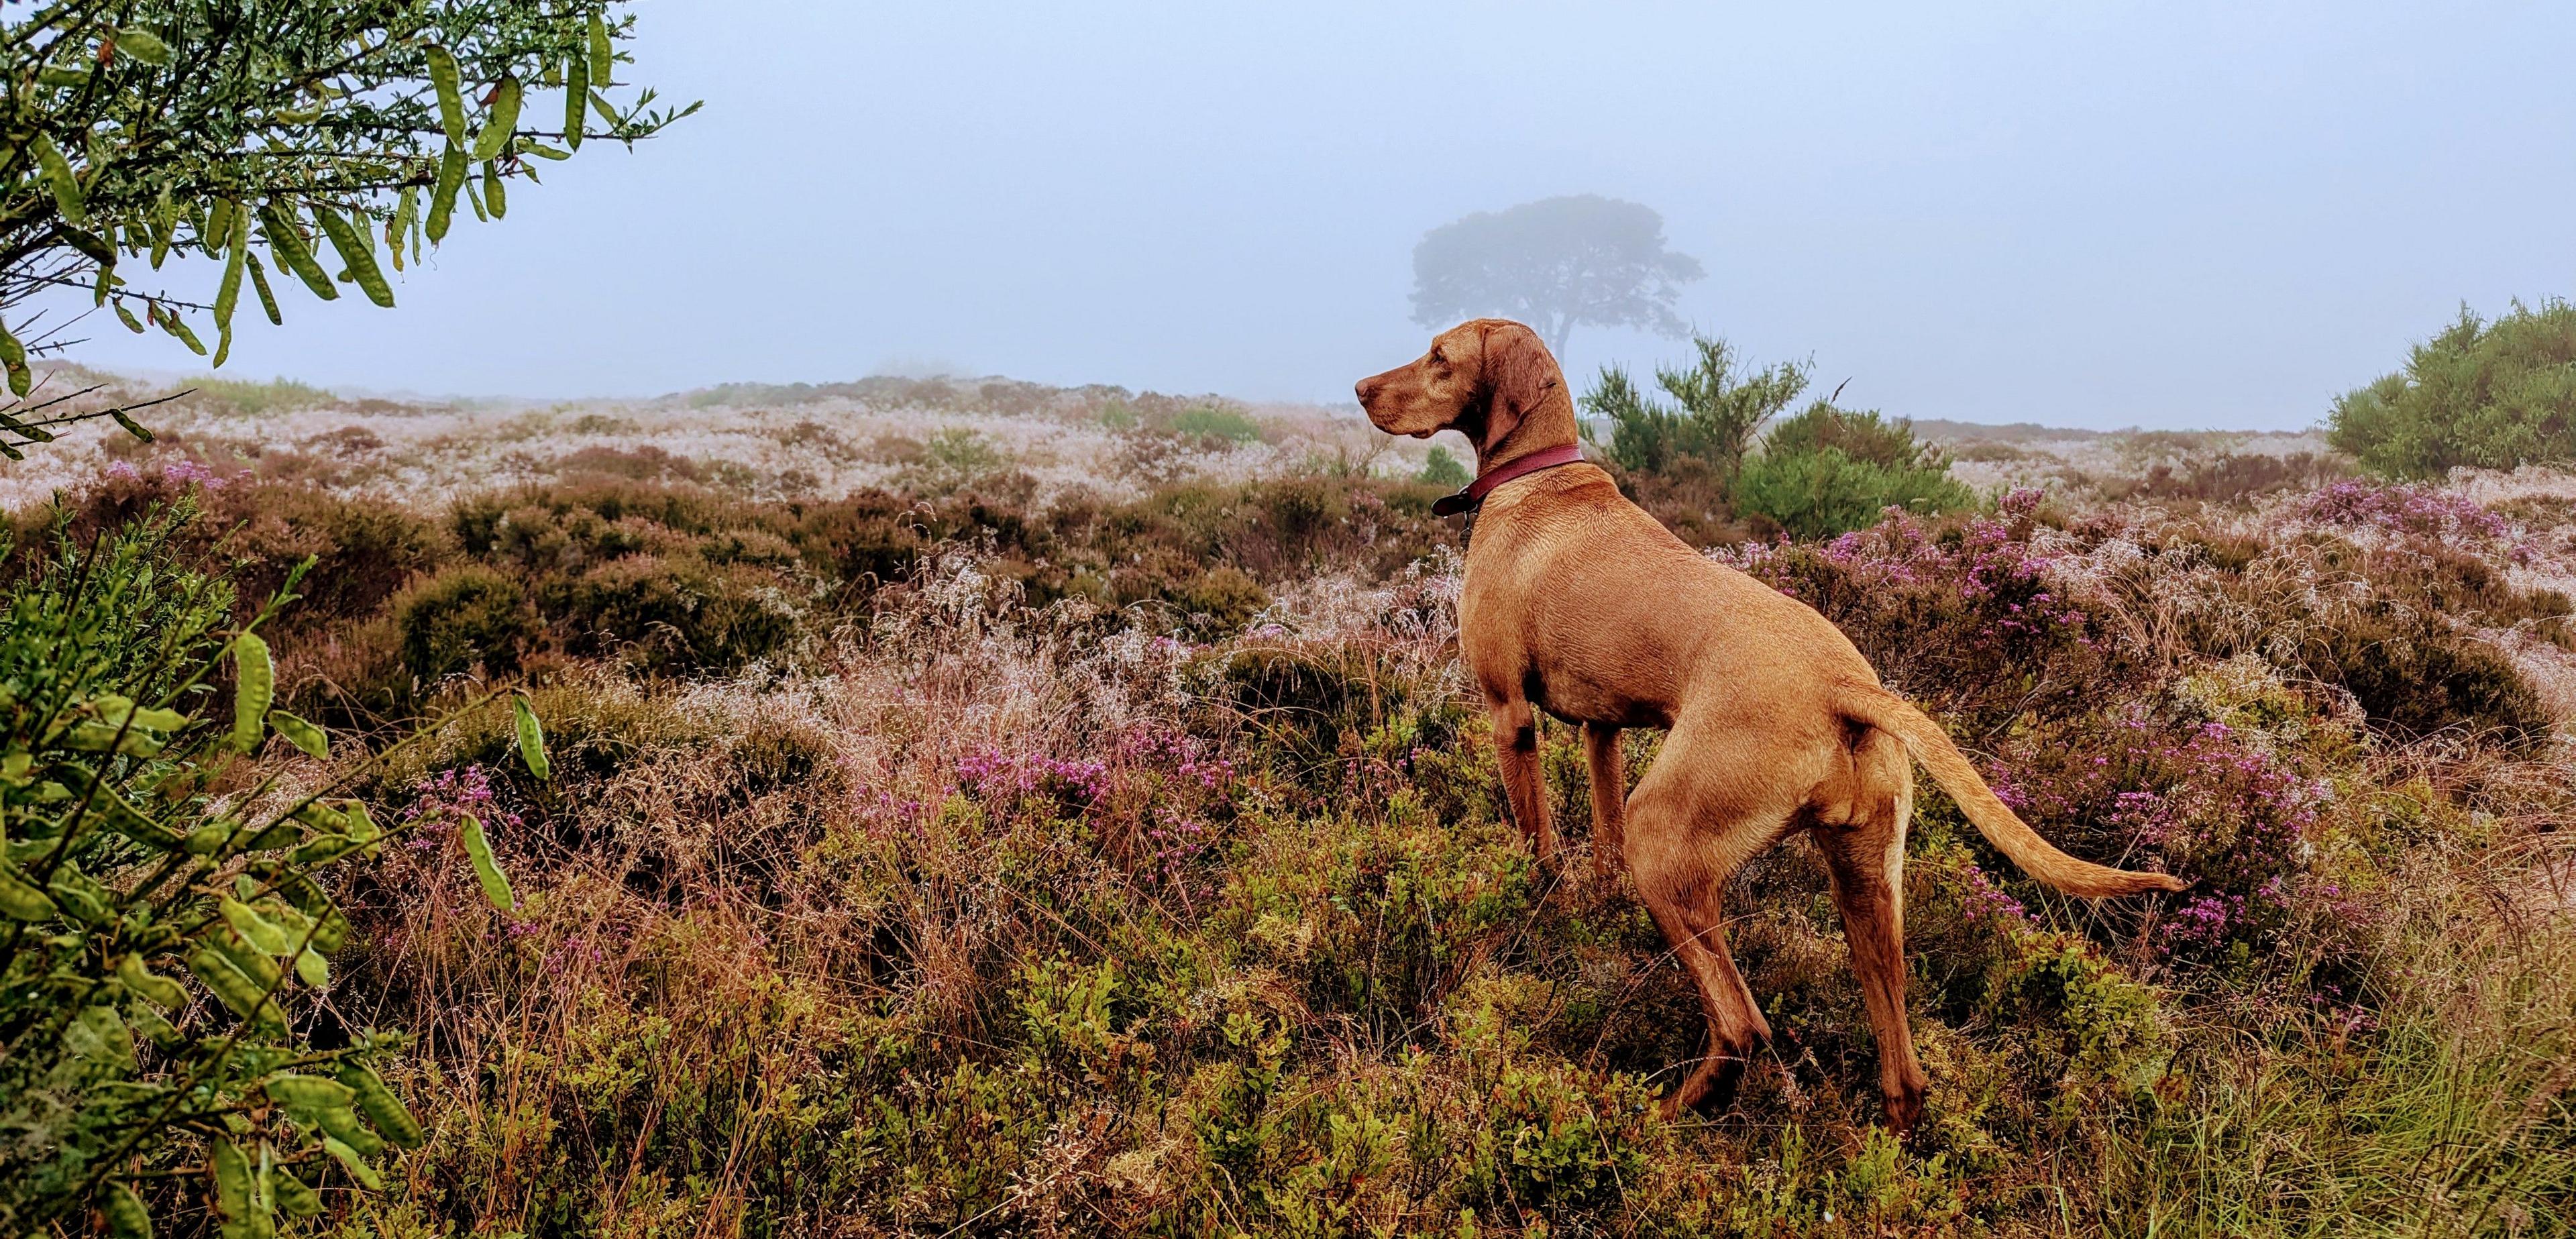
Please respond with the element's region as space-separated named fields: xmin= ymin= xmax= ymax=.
xmin=547 ymin=552 xmax=806 ymax=673
xmin=2328 ymin=299 xmax=2576 ymax=478
xmin=392 ymin=563 xmax=539 ymax=686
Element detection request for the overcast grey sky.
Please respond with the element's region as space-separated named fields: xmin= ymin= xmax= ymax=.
xmin=62 ymin=1 xmax=2576 ymax=429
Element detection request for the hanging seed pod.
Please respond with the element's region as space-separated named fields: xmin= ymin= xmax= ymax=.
xmin=269 ymin=709 xmax=329 ymax=759
xmin=219 ymin=898 xmax=296 ymax=957
xmin=338 ymin=1063 xmax=425 ymax=1147
xmin=312 ymin=209 xmax=392 ymax=309
xmin=513 ymin=694 xmax=551 ymax=779
xmin=229 ymin=632 xmax=273 ymax=753
xmin=564 ymin=52 xmax=589 ymax=150
xmin=472 ymin=74 xmax=522 ymax=162
xmin=101 ymin=1181 xmax=152 ymax=1238
xmin=428 ymin=141 xmax=466 ymax=243
xmin=590 ymin=12 xmax=614 ymax=83
xmin=0 ymin=863 xmax=58 ymax=921
xmin=482 ymin=160 xmax=506 ymax=219
xmin=459 ymin=813 xmax=516 ymax=910
xmin=246 ymin=251 xmax=283 ymax=325
xmin=258 ymin=205 xmax=339 ymax=301
xmin=118 ymin=953 xmax=186 ymax=1009
xmin=32 ymin=133 xmax=85 ymax=225
xmin=0 ymin=317 xmax=30 ymax=397
xmin=427 ymin=45 xmax=466 ymax=146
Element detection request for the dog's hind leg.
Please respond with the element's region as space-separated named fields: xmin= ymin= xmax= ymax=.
xmin=1813 ymin=730 xmax=1931 ymax=1134
xmin=1624 ymin=736 xmax=1796 ymax=1120
xmin=1582 ymin=722 xmax=1627 ymax=886
xmin=1488 ymin=696 xmax=1560 ymax=871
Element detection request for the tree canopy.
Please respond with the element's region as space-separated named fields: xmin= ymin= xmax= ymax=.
xmin=1409 ymin=195 xmax=1703 ymax=355
xmin=0 ymin=1 xmax=694 ymax=454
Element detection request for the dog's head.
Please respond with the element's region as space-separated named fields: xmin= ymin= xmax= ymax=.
xmin=1354 ymin=319 xmax=1564 ymax=456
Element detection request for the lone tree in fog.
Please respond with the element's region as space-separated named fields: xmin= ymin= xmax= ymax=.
xmin=1409 ymin=195 xmax=1703 ymax=356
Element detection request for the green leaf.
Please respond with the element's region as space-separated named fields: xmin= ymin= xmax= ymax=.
xmin=313 ymin=207 xmax=394 ymax=308
xmin=513 ymin=694 xmax=551 ymax=780
xmin=115 ymin=28 xmax=172 ymax=66
xmin=590 ymin=12 xmax=616 ymax=83
xmin=472 ymin=74 xmax=523 ymax=162
xmin=427 ymin=45 xmax=466 ymax=146
xmin=246 ymin=251 xmax=284 ymax=325
xmin=428 ymin=141 xmax=466 ymax=244
xmin=230 ymin=632 xmax=274 ymax=752
xmin=459 ymin=812 xmax=516 ymax=910
xmin=259 ymin=205 xmax=339 ymax=301
xmin=565 ymin=51 xmax=589 ymax=151
xmin=32 ymin=132 xmax=85 ymax=225
xmin=269 ymin=709 xmax=328 ymax=759
xmin=101 ymin=1181 xmax=153 ymax=1239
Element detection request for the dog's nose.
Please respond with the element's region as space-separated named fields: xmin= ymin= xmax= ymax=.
xmin=1354 ymin=376 xmax=1380 ymax=406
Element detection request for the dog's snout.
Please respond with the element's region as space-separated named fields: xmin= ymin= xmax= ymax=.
xmin=1354 ymin=375 xmax=1381 ymax=407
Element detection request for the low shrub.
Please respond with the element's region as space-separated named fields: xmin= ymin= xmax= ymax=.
xmin=2328 ymin=299 xmax=2576 ymax=478
xmin=1734 ymin=403 xmax=1976 ymax=539
xmin=393 ymin=563 xmax=539 ymax=686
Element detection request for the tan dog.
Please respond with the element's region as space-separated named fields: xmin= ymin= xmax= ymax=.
xmin=1356 ymin=319 xmax=2183 ymax=1133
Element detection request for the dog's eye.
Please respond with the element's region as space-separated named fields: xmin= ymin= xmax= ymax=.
xmin=1429 ymin=350 xmax=1445 ymax=365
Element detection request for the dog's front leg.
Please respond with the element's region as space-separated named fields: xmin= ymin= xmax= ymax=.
xmin=1489 ymin=698 xmax=1559 ymax=871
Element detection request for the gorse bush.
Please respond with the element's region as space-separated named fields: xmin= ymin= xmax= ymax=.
xmin=1733 ymin=402 xmax=1976 ymax=539
xmin=1582 ymin=335 xmax=1809 ymax=479
xmin=0 ymin=503 xmax=546 ymax=1236
xmin=2329 ymin=299 xmax=2576 ymax=478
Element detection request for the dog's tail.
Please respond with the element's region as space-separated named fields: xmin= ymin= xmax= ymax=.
xmin=1839 ymin=684 xmax=2185 ymax=899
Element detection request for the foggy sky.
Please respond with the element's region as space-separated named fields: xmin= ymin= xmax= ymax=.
xmin=58 ymin=1 xmax=2576 ymax=431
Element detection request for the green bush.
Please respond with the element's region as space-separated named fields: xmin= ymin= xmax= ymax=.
xmin=0 ymin=504 xmax=539 ymax=1237
xmin=2328 ymin=299 xmax=2576 ymax=478
xmin=1733 ymin=403 xmax=1976 ymax=539
xmin=1416 ymin=444 xmax=1470 ymax=489
xmin=1582 ymin=335 xmax=1809 ymax=478
xmin=394 ymin=563 xmax=539 ymax=685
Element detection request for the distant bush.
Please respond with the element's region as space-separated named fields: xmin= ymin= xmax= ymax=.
xmin=2328 ymin=299 xmax=2576 ymax=478
xmin=1733 ymin=403 xmax=1975 ymax=539
xmin=182 ymin=375 xmax=338 ymax=415
xmin=1582 ymin=335 xmax=1807 ymax=479
xmin=1167 ymin=405 xmax=1265 ymax=445
xmin=1416 ymin=444 xmax=1471 ymax=488
xmin=394 ymin=563 xmax=539 ymax=686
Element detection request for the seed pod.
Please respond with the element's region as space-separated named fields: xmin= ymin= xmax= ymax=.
xmin=127 ymin=1003 xmax=180 ymax=1049
xmin=472 ymin=74 xmax=522 ymax=162
xmin=294 ymin=947 xmax=329 ymax=987
xmin=119 ymin=953 xmax=187 ymax=1009
xmin=257 ymin=205 xmax=338 ymax=302
xmin=157 ymin=306 xmax=207 ymax=356
xmin=427 ymin=45 xmax=466 ymax=145
xmin=311 ymin=209 xmax=392 ymax=309
xmin=264 ymin=1072 xmax=356 ymax=1114
xmin=246 ymin=251 xmax=283 ymax=325
xmin=564 ymin=53 xmax=589 ymax=151
xmin=220 ymin=897 xmax=296 ymax=957
xmin=459 ymin=813 xmax=516 ymax=910
xmin=428 ymin=141 xmax=466 ymax=243
xmin=209 ymin=927 xmax=284 ymax=990
xmin=229 ymin=632 xmax=273 ymax=753
xmin=590 ymin=12 xmax=614 ymax=83
xmin=210 ymin=1138 xmax=252 ymax=1217
xmin=0 ymin=863 xmax=58 ymax=921
xmin=70 ymin=1005 xmax=136 ymax=1069
xmin=207 ymin=197 xmax=236 ymax=258
xmin=513 ymin=694 xmax=551 ymax=779
xmin=337 ymin=1063 xmax=425 ymax=1148
xmin=115 ymin=28 xmax=172 ymax=66
xmin=483 ymin=160 xmax=506 ymax=219
xmin=270 ymin=709 xmax=329 ymax=758
xmin=214 ymin=205 xmax=247 ymax=332
xmin=390 ymin=188 xmax=418 ymax=271
xmin=319 ymin=1103 xmax=386 ymax=1158
xmin=323 ymin=1134 xmax=383 ymax=1190
xmin=274 ymin=1169 xmax=323 ymax=1218
xmin=101 ymin=1181 xmax=152 ymax=1238
xmin=0 ymin=317 xmax=30 ymax=397
xmin=47 ymin=863 xmax=113 ymax=925
xmin=32 ymin=132 xmax=84 ymax=225
xmin=191 ymin=948 xmax=263 ymax=1019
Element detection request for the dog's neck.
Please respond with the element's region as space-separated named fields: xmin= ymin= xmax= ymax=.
xmin=1468 ymin=379 xmax=1582 ymax=477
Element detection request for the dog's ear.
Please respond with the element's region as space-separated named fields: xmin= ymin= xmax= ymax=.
xmin=1477 ymin=321 xmax=1558 ymax=454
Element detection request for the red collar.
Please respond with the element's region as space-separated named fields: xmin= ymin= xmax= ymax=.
xmin=1432 ymin=443 xmax=1588 ymax=517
